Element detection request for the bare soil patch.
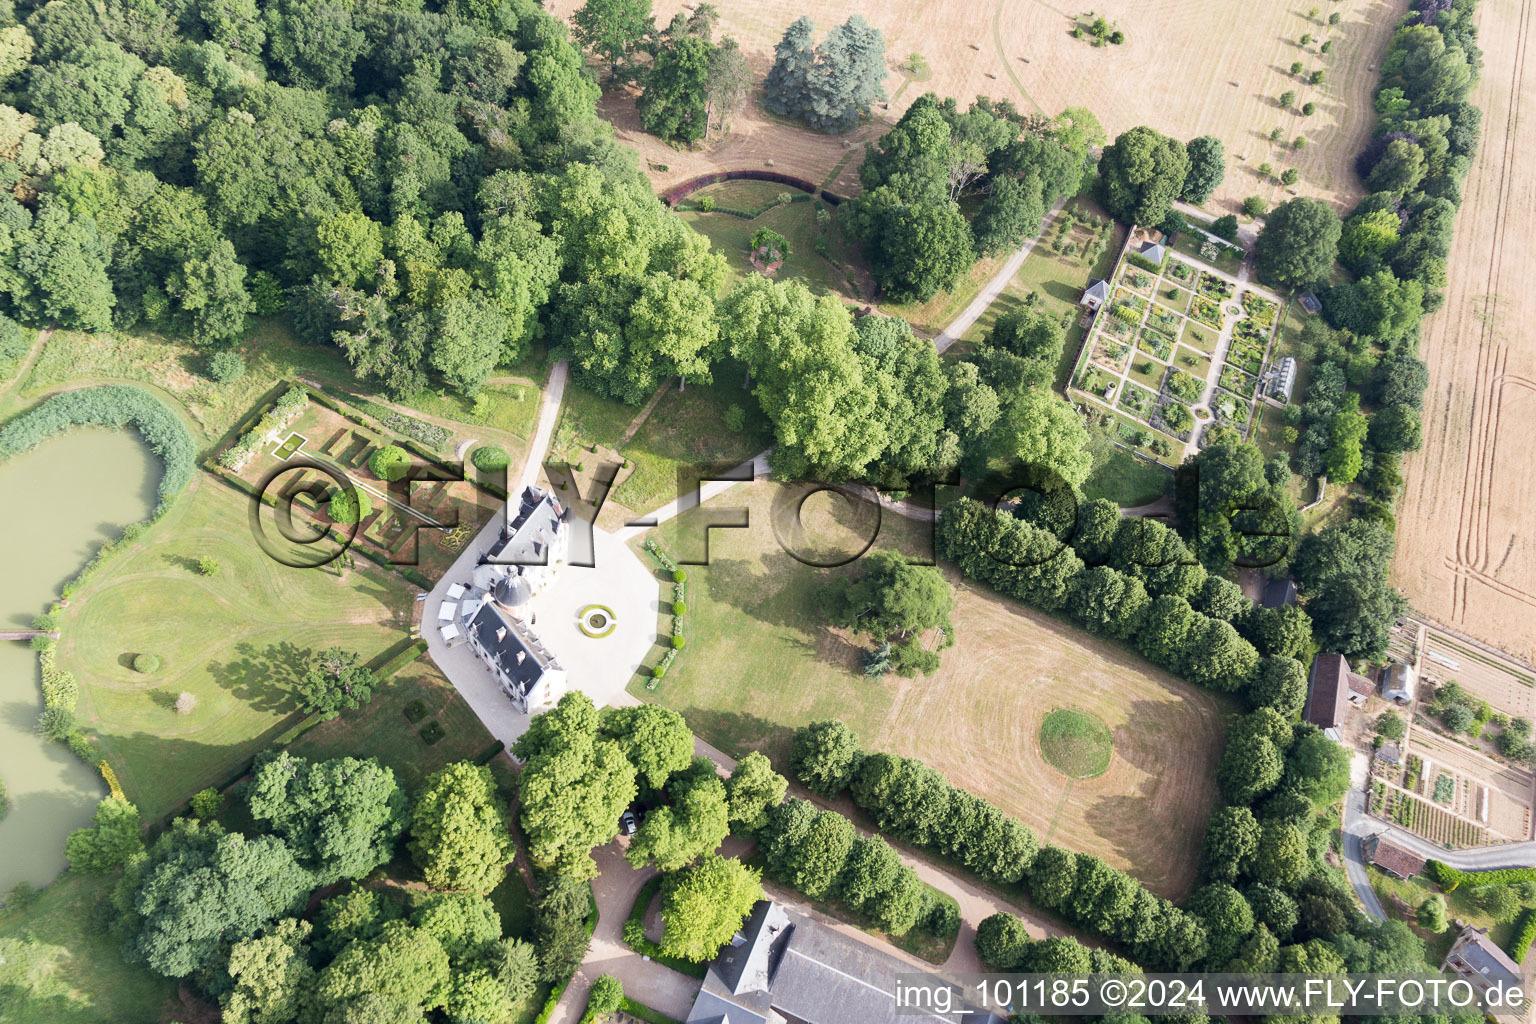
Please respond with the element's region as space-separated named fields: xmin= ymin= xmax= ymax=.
xmin=1393 ymin=0 xmax=1536 ymax=663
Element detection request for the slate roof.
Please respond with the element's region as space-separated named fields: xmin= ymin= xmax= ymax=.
xmin=686 ymin=901 xmax=1002 ymax=1024
xmin=1139 ymin=240 xmax=1167 ymax=264
xmin=469 ymin=601 xmax=553 ymax=698
xmin=487 ymin=485 xmax=564 ymax=568
xmin=1262 ymin=578 xmax=1298 ymax=609
xmin=1083 ymin=279 xmax=1110 ymax=303
xmin=1447 ymin=926 xmax=1524 ymax=988
xmin=1305 ymin=653 xmax=1351 ymax=729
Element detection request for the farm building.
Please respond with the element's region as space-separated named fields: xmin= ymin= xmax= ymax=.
xmin=1081 ymin=279 xmax=1110 ymax=311
xmin=1445 ymin=926 xmax=1525 ymax=998
xmin=1361 ymin=834 xmax=1425 ymax=879
xmin=1383 ymin=662 xmax=1418 ymax=704
xmin=1305 ymin=653 xmax=1365 ymax=734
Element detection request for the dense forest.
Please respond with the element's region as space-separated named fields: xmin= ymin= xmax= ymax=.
xmin=0 ymin=0 xmax=728 ymax=403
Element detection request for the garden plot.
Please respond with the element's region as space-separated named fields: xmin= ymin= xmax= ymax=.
xmin=1405 ymin=729 xmax=1534 ymax=842
xmin=1117 ymin=266 xmax=1157 ymax=296
xmin=1154 ymin=397 xmax=1195 ymax=440
xmin=1164 ymin=367 xmax=1205 ymax=405
xmin=1188 ymin=295 xmax=1223 ymax=329
xmin=1197 ymin=272 xmax=1235 ymax=305
xmin=1420 ymin=626 xmax=1536 ymax=720
xmin=1128 ymin=355 xmax=1167 ymax=393
xmin=1117 ymin=381 xmax=1158 ymax=419
xmin=1181 ymin=321 xmax=1219 ymax=354
xmin=1091 ymin=333 xmax=1132 ymax=373
xmin=1226 ymin=319 xmax=1270 ymax=376
xmin=1210 ymin=389 xmax=1252 ymax=432
xmin=1218 ymin=364 xmax=1259 ymax=400
xmin=1143 ymin=302 xmax=1183 ymax=339
xmin=1164 ymin=258 xmax=1198 ymax=287
xmin=1170 ymin=346 xmax=1211 ymax=381
xmin=1135 ymin=328 xmax=1173 ymax=362
xmin=1076 ymin=363 xmax=1119 ymax=402
xmin=1242 ymin=291 xmax=1279 ymax=331
xmin=1371 ymin=783 xmax=1489 ymax=850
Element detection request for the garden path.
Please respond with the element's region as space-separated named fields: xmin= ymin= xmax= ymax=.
xmin=515 ymin=358 xmax=568 ymax=497
xmin=933 ymin=199 xmax=1067 ymax=353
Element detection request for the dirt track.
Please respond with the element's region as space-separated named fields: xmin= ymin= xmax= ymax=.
xmin=551 ymin=0 xmax=1403 ymax=212
xmin=1393 ymin=0 xmax=1536 ymax=662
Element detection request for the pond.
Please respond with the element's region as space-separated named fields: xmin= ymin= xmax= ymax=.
xmin=0 ymin=428 xmax=158 ymax=891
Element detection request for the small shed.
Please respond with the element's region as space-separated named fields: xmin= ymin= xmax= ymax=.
xmin=1262 ymin=578 xmax=1298 ymax=609
xmin=1362 ymin=834 xmax=1425 ymax=879
xmin=1383 ymin=662 xmax=1418 ymax=704
xmin=1081 ymin=279 xmax=1110 ymax=311
xmin=1138 ymin=240 xmax=1168 ymax=265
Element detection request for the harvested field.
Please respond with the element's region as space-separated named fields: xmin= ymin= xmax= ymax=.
xmin=1394 ymin=0 xmax=1536 ymax=662
xmin=634 ymin=481 xmax=1228 ymax=897
xmin=550 ymin=0 xmax=1403 ymax=212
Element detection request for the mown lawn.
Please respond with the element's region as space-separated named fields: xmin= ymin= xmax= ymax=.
xmin=550 ymin=381 xmax=639 ymax=462
xmin=955 ymin=197 xmax=1126 ymax=389
xmin=60 ymin=476 xmax=418 ymax=819
xmin=1367 ymin=867 xmax=1511 ymax=964
xmin=677 ymin=184 xmax=860 ymax=301
xmin=18 ymin=319 xmax=359 ymax=444
xmin=631 ymin=481 xmax=1226 ymax=896
xmin=286 ymin=658 xmax=500 ymax=795
xmin=1081 ymin=441 xmax=1173 ymax=507
xmin=0 ymin=873 xmax=176 ymax=1024
xmin=609 ymin=361 xmax=775 ymax=518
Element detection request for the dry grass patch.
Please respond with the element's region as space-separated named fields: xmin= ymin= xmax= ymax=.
xmin=634 ymin=480 xmax=1227 ymax=896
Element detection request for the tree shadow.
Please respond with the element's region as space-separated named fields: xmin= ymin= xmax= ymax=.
xmin=147 ymin=688 xmax=179 ymax=712
xmin=682 ymin=708 xmax=796 ymax=765
xmin=1041 ymin=279 xmax=1082 ymax=304
xmin=204 ymin=640 xmax=311 ymax=714
xmin=162 ymin=553 xmax=202 ymax=574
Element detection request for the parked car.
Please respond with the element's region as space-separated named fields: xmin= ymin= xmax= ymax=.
xmin=619 ymin=809 xmax=639 ymax=836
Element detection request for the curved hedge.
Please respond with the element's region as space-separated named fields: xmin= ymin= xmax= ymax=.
xmin=660 ymin=170 xmax=819 ymax=206
xmin=0 ymin=385 xmax=195 ymax=516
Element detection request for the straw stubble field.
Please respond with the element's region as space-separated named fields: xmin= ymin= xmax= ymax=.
xmin=1393 ymin=0 xmax=1536 ymax=662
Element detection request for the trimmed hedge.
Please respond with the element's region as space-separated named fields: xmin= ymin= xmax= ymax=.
xmin=619 ymin=1000 xmax=684 ymax=1024
xmin=660 ymin=170 xmax=818 ymax=206
xmin=1512 ymin=908 xmax=1536 ymax=963
xmin=1426 ymin=860 xmax=1536 ymax=891
xmin=620 ymin=875 xmax=710 ymax=979
xmin=0 ymin=385 xmax=195 ymax=515
xmin=375 ymin=639 xmax=428 ymax=680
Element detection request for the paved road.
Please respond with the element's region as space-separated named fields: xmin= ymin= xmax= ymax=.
xmin=933 ymin=199 xmax=1067 ymax=354
xmin=1341 ymin=778 xmax=1388 ymax=921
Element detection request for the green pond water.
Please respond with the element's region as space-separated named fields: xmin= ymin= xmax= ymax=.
xmin=0 ymin=428 xmax=158 ymax=890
